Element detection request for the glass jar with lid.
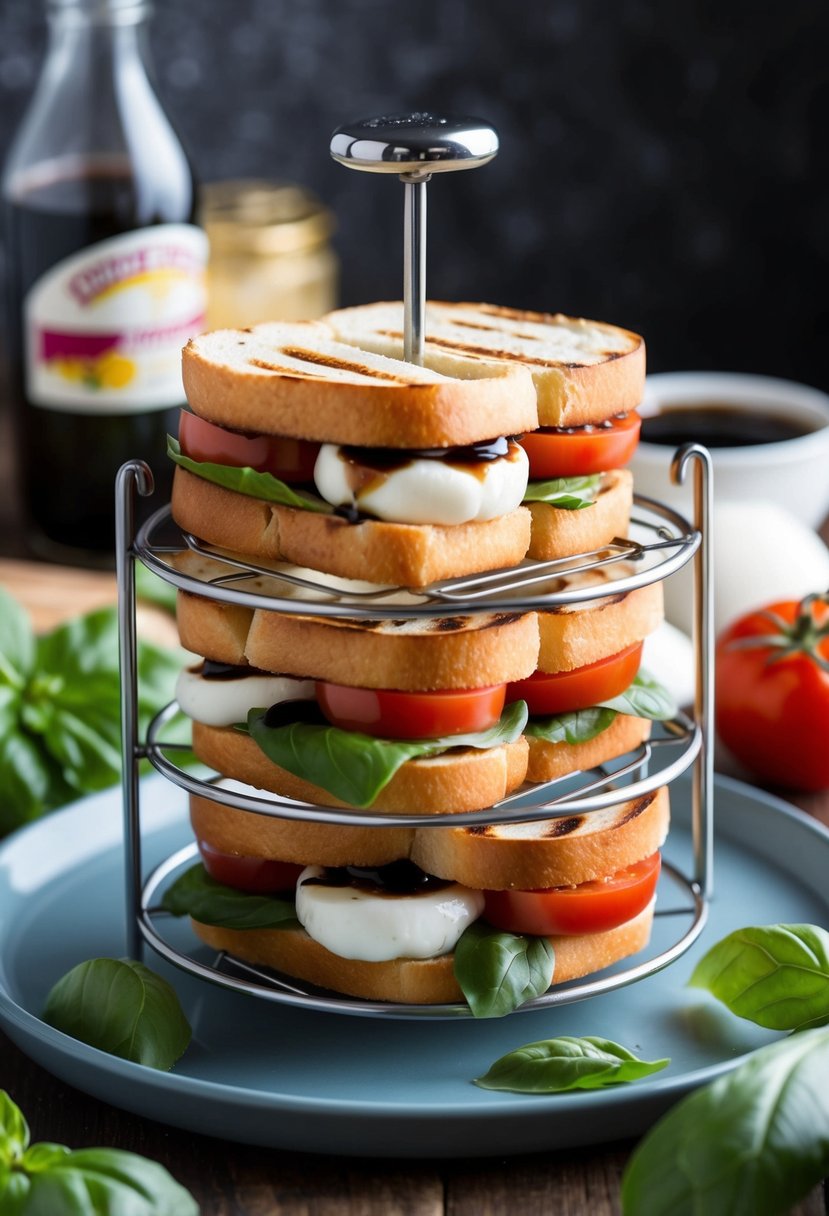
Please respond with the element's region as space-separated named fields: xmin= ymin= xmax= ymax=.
xmin=202 ymin=180 xmax=338 ymax=328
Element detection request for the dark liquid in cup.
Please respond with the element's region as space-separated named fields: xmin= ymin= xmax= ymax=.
xmin=640 ymin=404 xmax=815 ymax=449
xmin=4 ymin=160 xmax=196 ymax=561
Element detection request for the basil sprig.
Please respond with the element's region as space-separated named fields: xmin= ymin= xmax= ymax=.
xmin=523 ymin=474 xmax=601 ymax=509
xmin=43 ymin=959 xmax=191 ymax=1072
xmin=621 ymin=1027 xmax=829 ymax=1216
xmin=162 ymin=863 xmax=299 ymax=929
xmin=0 ymin=1089 xmax=197 ymax=1215
xmin=453 ymin=921 xmax=555 ymax=1018
xmin=168 ymin=435 xmax=331 ymax=513
xmin=689 ymin=923 xmax=829 ymax=1032
xmin=0 ymin=589 xmax=183 ymax=836
xmin=525 ymin=671 xmax=676 ymax=744
xmin=245 ymin=700 xmax=529 ymax=808
xmin=475 ymin=1036 xmax=669 ymax=1091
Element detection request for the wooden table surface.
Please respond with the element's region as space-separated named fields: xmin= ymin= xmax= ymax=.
xmin=0 ymin=418 xmax=827 ymax=1215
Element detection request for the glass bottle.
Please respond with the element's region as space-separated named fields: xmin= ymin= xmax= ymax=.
xmin=2 ymin=0 xmax=206 ymax=563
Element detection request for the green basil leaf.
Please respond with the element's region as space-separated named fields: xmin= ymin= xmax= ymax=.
xmin=161 ymin=863 xmax=299 ymax=929
xmin=600 ymin=670 xmax=677 ymax=719
xmin=0 ymin=587 xmax=35 ymax=690
xmin=0 ymin=1090 xmax=30 ymax=1166
xmin=0 ymin=684 xmax=21 ymax=737
xmin=168 ymin=435 xmax=331 ymax=513
xmin=246 ymin=701 xmax=528 ymax=808
xmin=524 ymin=673 xmax=675 ymax=744
xmin=0 ymin=1170 xmax=28 ymax=1216
xmin=621 ymin=1027 xmax=829 ymax=1216
xmin=524 ymin=705 xmax=618 ymax=744
xmin=689 ymin=923 xmax=829 ymax=1032
xmin=0 ymin=731 xmax=73 ymax=834
xmin=475 ymin=1035 xmax=670 ymax=1091
xmin=523 ymin=474 xmax=601 ymax=508
xmin=13 ymin=1146 xmax=198 ymax=1216
xmin=43 ymin=959 xmax=191 ymax=1071
xmin=453 ymin=921 xmax=555 ymax=1018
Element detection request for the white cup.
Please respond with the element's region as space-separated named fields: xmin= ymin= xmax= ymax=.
xmin=631 ymin=371 xmax=829 ymax=527
xmin=630 ymin=372 xmax=829 ymax=635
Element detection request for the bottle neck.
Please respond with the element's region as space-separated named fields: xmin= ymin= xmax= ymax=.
xmin=45 ymin=0 xmax=152 ymax=68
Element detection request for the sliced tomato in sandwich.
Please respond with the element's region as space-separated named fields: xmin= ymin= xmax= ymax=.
xmin=316 ymin=682 xmax=507 ymax=740
xmin=179 ymin=411 xmax=320 ymax=482
xmin=506 ymin=642 xmax=642 ymax=715
xmin=198 ymin=840 xmax=303 ymax=893
xmin=519 ymin=412 xmax=641 ymax=478
xmin=482 ymin=852 xmax=661 ymax=936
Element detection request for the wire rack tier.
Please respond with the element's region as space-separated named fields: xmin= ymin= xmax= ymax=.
xmin=115 ymin=443 xmax=714 ymax=1019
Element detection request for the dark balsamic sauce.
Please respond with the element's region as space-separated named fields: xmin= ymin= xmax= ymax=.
xmin=262 ymin=700 xmax=325 ymax=729
xmin=340 ymin=435 xmax=512 ymax=470
xmin=302 ymin=859 xmax=452 ymax=896
xmin=640 ymin=405 xmax=814 ymax=449
xmin=198 ymin=659 xmax=268 ymax=681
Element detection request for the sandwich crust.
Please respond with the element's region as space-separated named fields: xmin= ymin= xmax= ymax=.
xmin=190 ymin=792 xmax=414 ymax=867
xmin=190 ymin=899 xmax=656 ymax=1005
xmin=409 ymin=786 xmax=670 ymax=890
xmin=172 ymin=466 xmax=532 ymax=586
xmin=191 ymin=721 xmax=529 ymax=816
xmin=525 ymin=714 xmax=653 ymax=783
xmin=527 ymin=469 xmax=633 ymax=560
xmin=538 ymin=577 xmax=664 ymax=673
xmin=182 ymin=324 xmax=538 ymax=446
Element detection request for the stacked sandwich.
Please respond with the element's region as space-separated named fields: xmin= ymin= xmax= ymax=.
xmin=164 ymin=308 xmax=674 ymax=1011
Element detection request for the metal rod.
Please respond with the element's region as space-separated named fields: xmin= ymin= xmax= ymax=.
xmin=402 ymin=176 xmax=428 ymax=364
xmin=115 ymin=459 xmax=154 ymax=961
xmin=672 ymin=443 xmax=714 ymax=898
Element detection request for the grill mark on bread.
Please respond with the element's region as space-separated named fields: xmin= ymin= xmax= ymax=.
xmin=249 ymin=358 xmax=332 ymax=379
xmin=544 ymin=815 xmax=585 ymax=837
xmin=613 ymin=793 xmax=654 ymax=827
xmin=281 ymin=347 xmax=416 ymax=383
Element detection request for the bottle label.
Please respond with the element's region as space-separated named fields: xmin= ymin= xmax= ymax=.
xmin=24 ymin=223 xmax=207 ymax=414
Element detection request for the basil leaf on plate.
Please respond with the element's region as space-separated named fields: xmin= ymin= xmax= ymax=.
xmin=524 ymin=705 xmax=618 ymax=744
xmin=600 ymin=670 xmax=677 ymax=720
xmin=523 ymin=475 xmax=601 ymax=509
xmin=168 ymin=435 xmax=331 ymax=513
xmin=0 ymin=1089 xmax=197 ymax=1216
xmin=475 ymin=1036 xmax=669 ymax=1091
xmin=453 ymin=921 xmax=555 ymax=1018
xmin=162 ymin=863 xmax=299 ymax=929
xmin=246 ymin=700 xmax=529 ymax=808
xmin=621 ymin=1027 xmax=829 ymax=1216
xmin=43 ymin=958 xmax=191 ymax=1071
xmin=689 ymin=923 xmax=829 ymax=1032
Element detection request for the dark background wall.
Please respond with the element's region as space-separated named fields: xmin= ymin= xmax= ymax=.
xmin=1 ymin=0 xmax=826 ymax=385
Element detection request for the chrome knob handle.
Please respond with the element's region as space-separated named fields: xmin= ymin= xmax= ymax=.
xmin=330 ymin=113 xmax=498 ymax=364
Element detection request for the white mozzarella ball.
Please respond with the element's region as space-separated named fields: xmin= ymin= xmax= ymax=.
xmin=313 ymin=442 xmax=528 ymax=526
xmin=295 ymin=865 xmax=485 ymax=962
xmin=175 ymin=668 xmax=315 ymax=728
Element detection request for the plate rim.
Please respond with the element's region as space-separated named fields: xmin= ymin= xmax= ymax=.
xmin=1 ymin=771 xmax=827 ymax=1123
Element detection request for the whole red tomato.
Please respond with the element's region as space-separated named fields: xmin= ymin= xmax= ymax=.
xmin=716 ymin=593 xmax=829 ymax=791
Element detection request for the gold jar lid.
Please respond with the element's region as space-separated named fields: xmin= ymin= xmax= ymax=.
xmin=201 ymin=180 xmax=335 ymax=256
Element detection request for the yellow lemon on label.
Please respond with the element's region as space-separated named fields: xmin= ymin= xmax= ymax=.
xmin=96 ymin=351 xmax=136 ymax=389
xmin=52 ymin=356 xmax=86 ymax=382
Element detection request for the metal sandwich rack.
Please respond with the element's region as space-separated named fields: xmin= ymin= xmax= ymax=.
xmin=116 ymin=115 xmax=715 ymax=1020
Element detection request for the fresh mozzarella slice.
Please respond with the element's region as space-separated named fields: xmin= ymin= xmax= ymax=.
xmin=313 ymin=441 xmax=529 ymax=525
xmin=295 ymin=865 xmax=484 ymax=962
xmin=175 ymin=667 xmax=315 ymax=728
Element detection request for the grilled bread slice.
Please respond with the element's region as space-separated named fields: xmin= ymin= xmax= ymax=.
xmin=327 ymin=301 xmax=645 ymax=427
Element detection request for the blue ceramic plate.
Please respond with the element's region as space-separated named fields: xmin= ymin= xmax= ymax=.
xmin=0 ymin=774 xmax=826 ymax=1157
